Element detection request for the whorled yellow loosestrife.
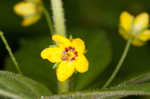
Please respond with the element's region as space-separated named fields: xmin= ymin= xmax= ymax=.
xmin=14 ymin=0 xmax=42 ymax=26
xmin=119 ymin=11 xmax=150 ymax=46
xmin=41 ymin=34 xmax=89 ymax=82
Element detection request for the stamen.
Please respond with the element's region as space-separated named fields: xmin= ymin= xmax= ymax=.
xmin=69 ymin=46 xmax=72 ymax=49
xmin=62 ymin=46 xmax=78 ymax=61
xmin=65 ymin=47 xmax=69 ymax=52
xmin=71 ymin=57 xmax=75 ymax=61
xmin=70 ymin=48 xmax=75 ymax=51
xmin=74 ymin=51 xmax=78 ymax=56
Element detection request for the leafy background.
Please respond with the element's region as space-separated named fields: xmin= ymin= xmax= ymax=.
xmin=0 ymin=0 xmax=150 ymax=98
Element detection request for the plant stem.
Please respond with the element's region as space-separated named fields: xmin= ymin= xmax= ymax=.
xmin=58 ymin=80 xmax=69 ymax=94
xmin=0 ymin=31 xmax=22 ymax=74
xmin=51 ymin=0 xmax=68 ymax=93
xmin=42 ymin=7 xmax=53 ymax=34
xmin=102 ymin=35 xmax=133 ymax=89
xmin=51 ymin=0 xmax=66 ymax=35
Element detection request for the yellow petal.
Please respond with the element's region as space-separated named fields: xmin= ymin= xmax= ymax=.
xmin=131 ymin=30 xmax=150 ymax=46
xmin=22 ymin=14 xmax=40 ymax=26
xmin=120 ymin=11 xmax=133 ymax=33
xmin=137 ymin=30 xmax=150 ymax=41
xmin=40 ymin=46 xmax=63 ymax=63
xmin=132 ymin=39 xmax=144 ymax=46
xmin=119 ymin=30 xmax=129 ymax=40
xmin=74 ymin=55 xmax=89 ymax=73
xmin=52 ymin=34 xmax=71 ymax=48
xmin=133 ymin=13 xmax=149 ymax=33
xmin=71 ymin=38 xmax=85 ymax=54
xmin=56 ymin=61 xmax=75 ymax=82
xmin=14 ymin=2 xmax=36 ymax=16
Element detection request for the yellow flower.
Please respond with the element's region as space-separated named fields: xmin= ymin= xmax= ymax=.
xmin=41 ymin=34 xmax=89 ymax=82
xmin=14 ymin=0 xmax=42 ymax=26
xmin=119 ymin=11 xmax=150 ymax=46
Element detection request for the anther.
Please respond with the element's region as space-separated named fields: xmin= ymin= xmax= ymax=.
xmin=71 ymin=57 xmax=76 ymax=61
xmin=69 ymin=46 xmax=73 ymax=49
xmin=65 ymin=48 xmax=69 ymax=52
xmin=74 ymin=51 xmax=78 ymax=56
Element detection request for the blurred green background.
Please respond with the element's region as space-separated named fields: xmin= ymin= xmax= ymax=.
xmin=1 ymin=0 xmax=150 ymax=98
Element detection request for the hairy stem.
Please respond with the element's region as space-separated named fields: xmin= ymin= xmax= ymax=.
xmin=58 ymin=80 xmax=69 ymax=94
xmin=51 ymin=0 xmax=68 ymax=93
xmin=51 ymin=0 xmax=66 ymax=35
xmin=0 ymin=31 xmax=22 ymax=74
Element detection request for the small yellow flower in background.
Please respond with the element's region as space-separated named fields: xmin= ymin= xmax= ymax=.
xmin=14 ymin=0 xmax=42 ymax=26
xmin=119 ymin=11 xmax=150 ymax=46
xmin=41 ymin=34 xmax=89 ymax=82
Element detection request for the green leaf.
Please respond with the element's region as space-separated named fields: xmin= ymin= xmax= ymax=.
xmin=118 ymin=72 xmax=150 ymax=86
xmin=44 ymin=83 xmax=150 ymax=99
xmin=0 ymin=71 xmax=51 ymax=99
xmin=70 ymin=29 xmax=112 ymax=90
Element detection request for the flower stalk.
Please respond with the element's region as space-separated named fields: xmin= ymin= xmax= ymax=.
xmin=50 ymin=0 xmax=68 ymax=93
xmin=0 ymin=31 xmax=22 ymax=74
xmin=102 ymin=34 xmax=133 ymax=89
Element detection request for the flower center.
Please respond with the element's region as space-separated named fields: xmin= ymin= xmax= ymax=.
xmin=62 ymin=46 xmax=78 ymax=61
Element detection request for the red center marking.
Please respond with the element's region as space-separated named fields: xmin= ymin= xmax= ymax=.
xmin=62 ymin=46 xmax=78 ymax=61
